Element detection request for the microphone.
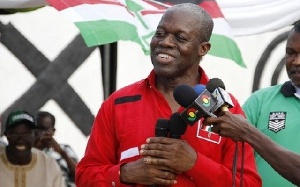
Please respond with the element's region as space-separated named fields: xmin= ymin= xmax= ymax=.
xmin=169 ymin=112 xmax=187 ymax=139
xmin=206 ymin=78 xmax=234 ymax=113
xmin=152 ymin=115 xmax=185 ymax=187
xmin=151 ymin=119 xmax=170 ymax=187
xmin=155 ymin=118 xmax=170 ymax=137
xmin=173 ymin=84 xmax=217 ymax=125
xmin=155 ymin=114 xmax=187 ymax=139
xmin=193 ymin=84 xmax=206 ymax=95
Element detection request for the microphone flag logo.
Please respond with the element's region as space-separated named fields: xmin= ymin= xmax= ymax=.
xmin=178 ymin=89 xmax=218 ymax=125
xmin=187 ymin=108 xmax=197 ymax=121
xmin=201 ymin=94 xmax=211 ymax=107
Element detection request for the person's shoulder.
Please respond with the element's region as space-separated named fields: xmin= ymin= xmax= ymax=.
xmin=0 ymin=146 xmax=5 ymax=154
xmin=253 ymin=84 xmax=282 ymax=94
xmin=32 ymin=148 xmax=62 ymax=169
xmin=102 ymin=78 xmax=148 ymax=105
xmin=112 ymin=79 xmax=146 ymax=96
xmin=32 ymin=148 xmax=56 ymax=162
xmin=32 ymin=147 xmax=48 ymax=156
xmin=59 ymin=144 xmax=78 ymax=159
xmin=244 ymin=84 xmax=283 ymax=106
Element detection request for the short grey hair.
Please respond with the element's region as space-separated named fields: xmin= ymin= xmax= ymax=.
xmin=166 ymin=3 xmax=214 ymax=42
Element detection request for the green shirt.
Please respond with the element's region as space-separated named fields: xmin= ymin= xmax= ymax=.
xmin=243 ymin=81 xmax=300 ymax=187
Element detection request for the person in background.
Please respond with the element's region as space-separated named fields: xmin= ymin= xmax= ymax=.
xmin=205 ymin=21 xmax=300 ymax=187
xmin=0 ymin=110 xmax=65 ymax=187
xmin=76 ymin=3 xmax=261 ymax=187
xmin=0 ymin=116 xmax=8 ymax=147
xmin=34 ymin=111 xmax=78 ymax=187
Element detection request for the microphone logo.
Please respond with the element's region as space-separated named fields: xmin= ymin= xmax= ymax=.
xmin=187 ymin=108 xmax=197 ymax=121
xmin=174 ymin=84 xmax=217 ymax=125
xmin=201 ymin=94 xmax=211 ymax=107
xmin=180 ymin=90 xmax=217 ymax=125
xmin=195 ymin=90 xmax=216 ymax=112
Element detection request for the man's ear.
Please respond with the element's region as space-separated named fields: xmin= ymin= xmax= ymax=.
xmin=198 ymin=41 xmax=211 ymax=56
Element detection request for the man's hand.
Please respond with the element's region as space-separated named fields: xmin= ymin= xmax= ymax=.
xmin=47 ymin=137 xmax=63 ymax=153
xmin=35 ymin=131 xmax=63 ymax=153
xmin=203 ymin=111 xmax=250 ymax=142
xmin=120 ymin=158 xmax=177 ymax=185
xmin=139 ymin=137 xmax=197 ymax=173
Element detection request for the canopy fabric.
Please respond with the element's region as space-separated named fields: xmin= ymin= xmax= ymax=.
xmin=44 ymin=0 xmax=245 ymax=67
xmin=218 ymin=0 xmax=300 ymax=36
xmin=1 ymin=0 xmax=299 ymax=36
xmin=1 ymin=0 xmax=299 ymax=67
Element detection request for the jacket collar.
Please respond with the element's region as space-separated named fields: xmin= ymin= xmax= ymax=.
xmin=281 ymin=81 xmax=296 ymax=97
xmin=147 ymin=66 xmax=209 ymax=88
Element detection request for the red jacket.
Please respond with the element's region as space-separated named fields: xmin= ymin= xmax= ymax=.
xmin=76 ymin=68 xmax=262 ymax=187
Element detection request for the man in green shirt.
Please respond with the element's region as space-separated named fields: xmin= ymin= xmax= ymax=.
xmin=204 ymin=21 xmax=300 ymax=187
xmin=242 ymin=21 xmax=300 ymax=187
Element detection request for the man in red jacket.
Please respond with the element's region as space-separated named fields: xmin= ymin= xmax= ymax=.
xmin=76 ymin=3 xmax=261 ymax=187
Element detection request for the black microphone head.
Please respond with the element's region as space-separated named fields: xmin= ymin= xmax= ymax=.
xmin=206 ymin=78 xmax=234 ymax=112
xmin=155 ymin=118 xmax=170 ymax=137
xmin=173 ymin=85 xmax=198 ymax=108
xmin=206 ymin=78 xmax=225 ymax=93
xmin=169 ymin=112 xmax=187 ymax=139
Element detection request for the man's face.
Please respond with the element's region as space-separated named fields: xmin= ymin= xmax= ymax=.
xmin=6 ymin=123 xmax=35 ymax=153
xmin=286 ymin=30 xmax=300 ymax=87
xmin=35 ymin=116 xmax=55 ymax=148
xmin=37 ymin=116 xmax=55 ymax=136
xmin=150 ymin=9 xmax=207 ymax=78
